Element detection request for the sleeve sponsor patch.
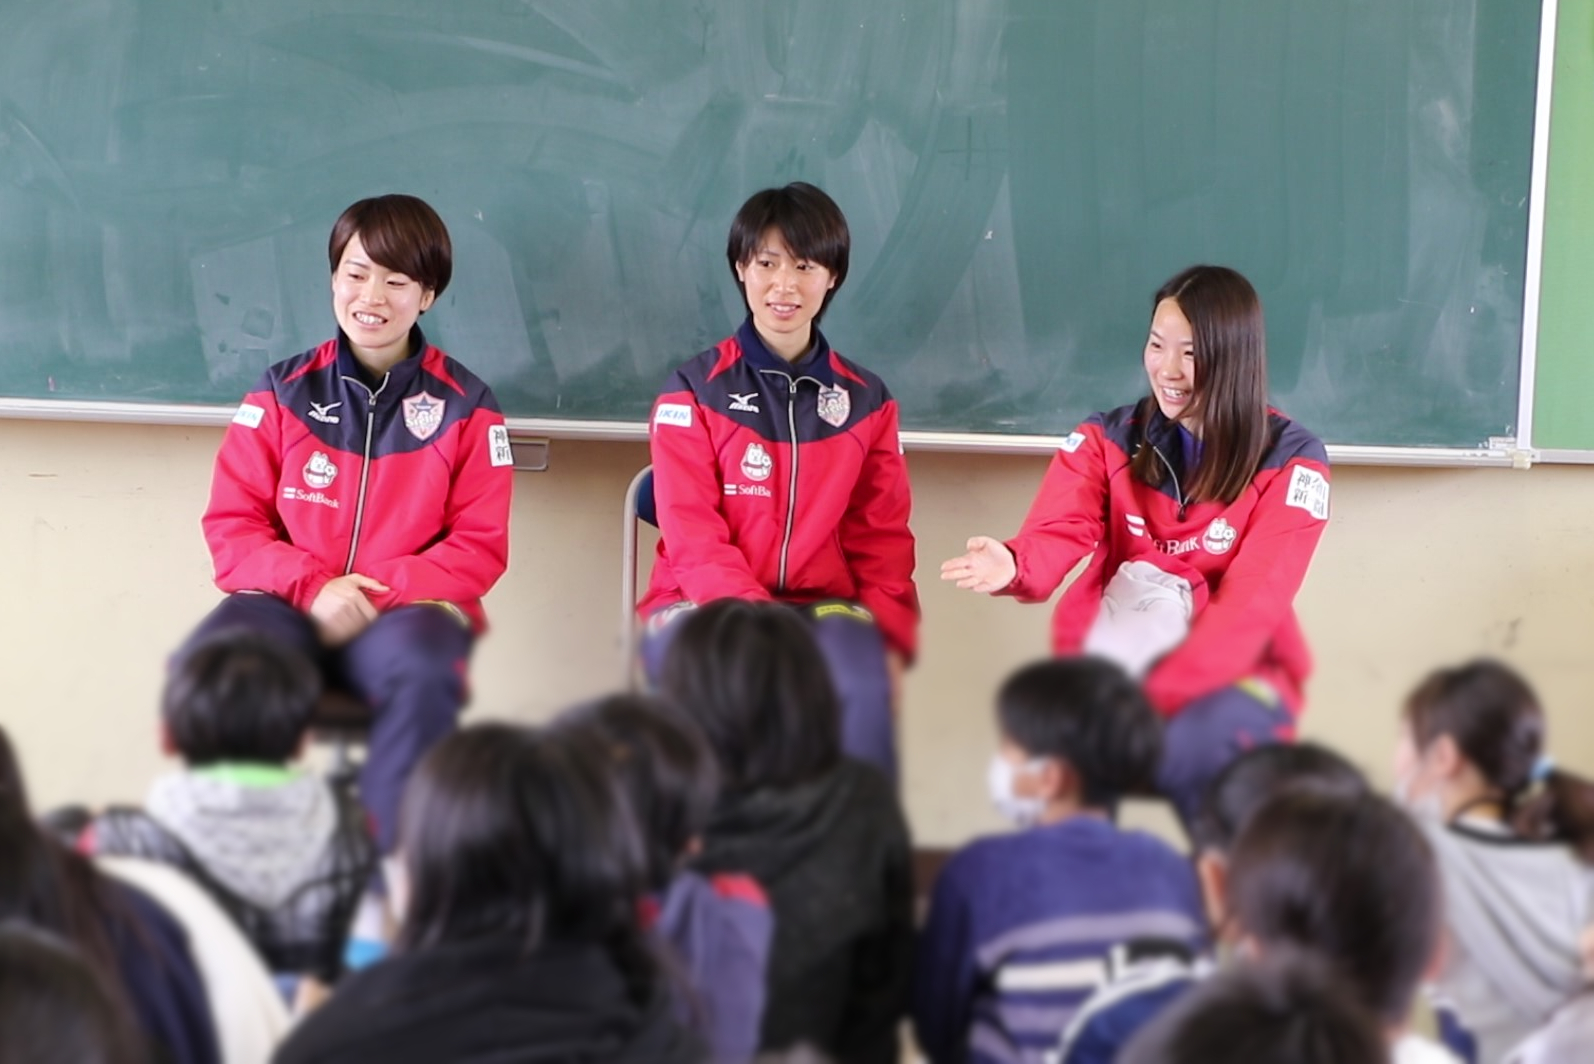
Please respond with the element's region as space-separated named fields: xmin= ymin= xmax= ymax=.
xmin=1060 ymin=430 xmax=1086 ymax=453
xmin=1285 ymin=465 xmax=1330 ymax=520
xmin=232 ymin=402 xmax=265 ymax=429
xmin=653 ymin=403 xmax=693 ymax=430
xmin=487 ymin=424 xmax=513 ymax=467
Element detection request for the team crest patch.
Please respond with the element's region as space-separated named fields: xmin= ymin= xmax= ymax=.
xmin=740 ymin=442 xmax=773 ymax=481
xmin=488 ymin=425 xmax=513 ymax=467
xmin=1285 ymin=466 xmax=1331 ymax=521
xmin=402 ymin=391 xmax=446 ymax=441
xmin=816 ymin=384 xmax=850 ymax=428
xmin=303 ymin=451 xmax=338 ymax=489
xmin=1203 ymin=517 xmax=1237 ymax=555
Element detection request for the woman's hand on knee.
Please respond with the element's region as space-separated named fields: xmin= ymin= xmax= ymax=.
xmin=310 ymin=573 xmax=389 ymax=645
xmin=940 ymin=536 xmax=1017 ymax=594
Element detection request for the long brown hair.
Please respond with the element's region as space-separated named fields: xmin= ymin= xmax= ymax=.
xmin=1130 ymin=265 xmax=1271 ymax=505
xmin=1405 ymin=660 xmax=1594 ymax=864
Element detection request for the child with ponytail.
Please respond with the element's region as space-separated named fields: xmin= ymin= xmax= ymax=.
xmin=1394 ymin=660 xmax=1594 ymax=1063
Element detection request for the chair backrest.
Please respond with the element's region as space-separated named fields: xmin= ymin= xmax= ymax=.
xmin=620 ymin=465 xmax=656 ymax=688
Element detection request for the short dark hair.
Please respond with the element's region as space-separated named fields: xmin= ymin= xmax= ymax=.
xmin=659 ymin=599 xmax=841 ymax=793
xmin=1191 ymin=742 xmax=1368 ymax=854
xmin=1120 ymin=956 xmax=1389 ymax=1064
xmin=396 ymin=724 xmax=657 ymax=998
xmin=328 ymin=194 xmax=453 ymax=297
xmin=995 ymin=657 xmax=1162 ymax=808
xmin=0 ymin=925 xmax=143 ymax=1064
xmin=552 ymin=693 xmax=719 ymax=891
xmin=163 ymin=630 xmax=321 ymax=766
xmin=1227 ymin=792 xmax=1441 ymax=1024
xmin=726 ymin=183 xmax=850 ymax=322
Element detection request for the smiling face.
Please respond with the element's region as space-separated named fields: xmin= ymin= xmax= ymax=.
xmin=735 ymin=228 xmax=837 ymax=362
xmin=332 ymin=233 xmax=436 ymax=371
xmin=1144 ymin=297 xmax=1199 ymax=431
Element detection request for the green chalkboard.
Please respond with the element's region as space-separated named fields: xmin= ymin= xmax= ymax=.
xmin=0 ymin=0 xmax=1541 ymax=447
xmin=1533 ymin=0 xmax=1594 ymax=452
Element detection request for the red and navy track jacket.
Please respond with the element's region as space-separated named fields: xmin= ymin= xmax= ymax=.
xmin=1003 ymin=402 xmax=1330 ymax=718
xmin=202 ymin=329 xmax=513 ymax=631
xmin=641 ymin=320 xmax=920 ymax=659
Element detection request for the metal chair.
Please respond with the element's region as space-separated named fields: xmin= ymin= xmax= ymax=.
xmin=307 ymin=687 xmax=373 ymax=789
xmin=620 ymin=465 xmax=657 ymax=689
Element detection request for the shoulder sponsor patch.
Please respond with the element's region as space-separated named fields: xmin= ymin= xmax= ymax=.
xmin=1060 ymin=430 xmax=1086 ymax=453
xmin=487 ymin=424 xmax=513 ymax=467
xmin=1285 ymin=465 xmax=1330 ymax=520
xmin=653 ymin=403 xmax=693 ymax=430
xmin=232 ymin=402 xmax=265 ymax=429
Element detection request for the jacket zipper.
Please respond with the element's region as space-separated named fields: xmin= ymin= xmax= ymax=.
xmin=778 ymin=376 xmax=801 ymax=591
xmin=341 ymin=372 xmax=390 ymax=573
xmin=1151 ymin=444 xmax=1188 ymax=521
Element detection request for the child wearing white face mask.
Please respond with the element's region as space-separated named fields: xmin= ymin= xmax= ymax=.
xmin=1393 ymin=660 xmax=1594 ymax=1064
xmin=912 ymin=657 xmax=1205 ymax=1064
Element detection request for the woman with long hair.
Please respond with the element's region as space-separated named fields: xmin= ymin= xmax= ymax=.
xmin=943 ymin=266 xmax=1331 ymax=827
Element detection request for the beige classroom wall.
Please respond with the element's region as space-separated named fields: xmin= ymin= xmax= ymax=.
xmin=3 ymin=418 xmax=1592 ymax=846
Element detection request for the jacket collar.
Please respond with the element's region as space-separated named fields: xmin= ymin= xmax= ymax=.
xmin=336 ymin=325 xmax=428 ymax=394
xmin=736 ymin=318 xmax=836 ymax=385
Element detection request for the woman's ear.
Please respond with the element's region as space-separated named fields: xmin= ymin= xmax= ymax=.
xmin=1428 ymin=734 xmax=1466 ymax=782
xmin=418 ymin=287 xmax=436 ymax=314
xmin=1037 ymin=757 xmax=1078 ymax=804
xmin=1196 ymin=851 xmax=1230 ymax=936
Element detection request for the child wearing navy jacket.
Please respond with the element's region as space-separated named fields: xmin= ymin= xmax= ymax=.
xmin=553 ymin=693 xmax=773 ymax=1063
xmin=912 ymin=657 xmax=1205 ymax=1064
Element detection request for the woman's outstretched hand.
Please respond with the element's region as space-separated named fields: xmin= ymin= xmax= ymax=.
xmin=940 ymin=536 xmax=1017 ymax=594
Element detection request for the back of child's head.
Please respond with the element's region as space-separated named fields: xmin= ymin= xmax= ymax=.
xmin=396 ymin=722 xmax=653 ymax=998
xmin=1191 ymin=741 xmax=1368 ymax=855
xmin=1227 ymin=791 xmax=1440 ymax=1026
xmin=1405 ymin=658 xmax=1594 ymax=862
xmin=995 ymin=656 xmax=1161 ymax=808
xmin=726 ymin=182 xmax=850 ymax=320
xmin=328 ymin=193 xmax=453 ymax=297
xmin=0 ymin=728 xmax=134 ymax=1029
xmin=552 ymin=693 xmax=719 ymax=892
xmin=0 ymin=924 xmax=143 ymax=1064
xmin=163 ymin=629 xmax=320 ymax=767
xmin=659 ymin=599 xmax=841 ymax=794
xmin=1119 ymin=955 xmax=1389 ymax=1064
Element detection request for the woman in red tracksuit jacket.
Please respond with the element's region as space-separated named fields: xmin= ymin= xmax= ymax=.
xmin=943 ymin=265 xmax=1330 ymax=827
xmin=189 ymin=195 xmax=513 ymax=855
xmin=640 ymin=182 xmax=919 ymax=783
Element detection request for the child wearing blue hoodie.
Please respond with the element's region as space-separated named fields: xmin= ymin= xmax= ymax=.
xmin=912 ymin=657 xmax=1205 ymax=1064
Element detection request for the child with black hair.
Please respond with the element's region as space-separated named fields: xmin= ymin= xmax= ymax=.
xmin=1059 ymin=741 xmax=1369 ymax=1063
xmin=555 ymin=693 xmax=774 ymax=1063
xmin=1394 ymin=660 xmax=1594 ymax=1063
xmin=0 ymin=726 xmax=219 ymax=1064
xmin=912 ymin=657 xmax=1205 ymax=1064
xmin=274 ymin=723 xmax=702 ymax=1063
xmin=1226 ymin=792 xmax=1458 ymax=1063
xmin=90 ymin=629 xmax=375 ymax=983
xmin=0 ymin=925 xmax=146 ymax=1064
xmin=1119 ymin=957 xmax=1391 ymax=1064
xmin=661 ymin=598 xmax=914 ymax=1064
